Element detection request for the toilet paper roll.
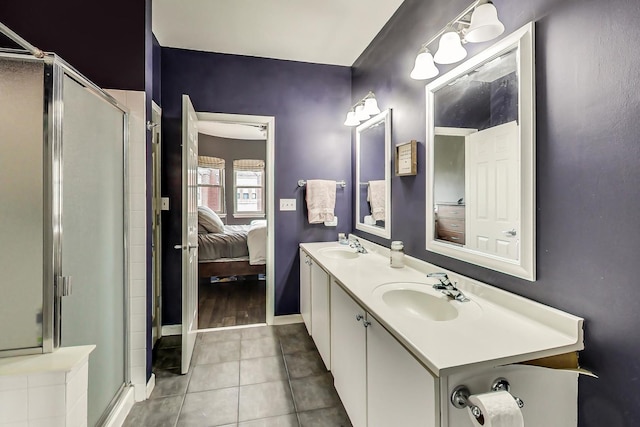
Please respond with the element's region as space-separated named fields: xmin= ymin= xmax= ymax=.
xmin=467 ymin=391 xmax=524 ymax=427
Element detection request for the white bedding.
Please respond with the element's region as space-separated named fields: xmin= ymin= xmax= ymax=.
xmin=247 ymin=220 xmax=267 ymax=265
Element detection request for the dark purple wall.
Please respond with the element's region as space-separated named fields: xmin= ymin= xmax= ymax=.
xmin=351 ymin=0 xmax=640 ymax=425
xmin=435 ymin=72 xmax=517 ymax=130
xmin=160 ymin=48 xmax=352 ymax=321
xmin=152 ymin=34 xmax=162 ymax=104
xmin=198 ymin=134 xmax=267 ymax=225
xmin=0 ymin=0 xmax=146 ymax=90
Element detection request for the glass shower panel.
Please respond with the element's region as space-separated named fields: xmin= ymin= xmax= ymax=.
xmin=0 ymin=58 xmax=45 ymax=352
xmin=60 ymin=75 xmax=126 ymax=426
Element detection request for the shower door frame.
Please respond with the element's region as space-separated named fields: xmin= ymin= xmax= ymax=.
xmin=0 ymin=47 xmax=132 ymax=422
xmin=49 ymin=54 xmax=132 ymax=425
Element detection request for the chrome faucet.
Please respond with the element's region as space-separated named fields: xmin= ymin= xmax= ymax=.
xmin=426 ymin=272 xmax=469 ymax=302
xmin=349 ymin=237 xmax=368 ymax=254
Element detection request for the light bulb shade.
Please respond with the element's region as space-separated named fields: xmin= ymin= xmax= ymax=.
xmin=355 ymin=104 xmax=370 ymax=121
xmin=434 ymin=31 xmax=467 ymax=64
xmin=410 ymin=51 xmax=439 ymax=80
xmin=344 ymin=111 xmax=359 ymax=126
xmin=363 ymin=97 xmax=381 ymax=115
xmin=465 ymin=3 xmax=505 ymax=43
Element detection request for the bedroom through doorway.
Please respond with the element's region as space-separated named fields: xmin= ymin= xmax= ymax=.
xmin=195 ymin=113 xmax=274 ymax=330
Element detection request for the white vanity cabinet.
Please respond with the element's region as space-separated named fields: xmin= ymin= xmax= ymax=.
xmin=330 ymin=280 xmax=367 ymax=427
xmin=367 ymin=315 xmax=438 ymax=427
xmin=299 ymin=248 xmax=331 ymax=369
xmin=299 ymin=249 xmax=312 ymax=334
xmin=311 ymin=259 xmax=331 ymax=369
xmin=331 ymin=280 xmax=437 ymax=427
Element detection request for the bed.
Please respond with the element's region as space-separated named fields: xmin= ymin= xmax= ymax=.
xmin=198 ymin=220 xmax=267 ymax=278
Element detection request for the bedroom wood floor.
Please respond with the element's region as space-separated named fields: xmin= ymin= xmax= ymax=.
xmin=198 ymin=276 xmax=266 ymax=329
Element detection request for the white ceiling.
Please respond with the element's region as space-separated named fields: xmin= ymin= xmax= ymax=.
xmin=198 ymin=121 xmax=266 ymax=140
xmin=152 ymin=0 xmax=405 ymax=66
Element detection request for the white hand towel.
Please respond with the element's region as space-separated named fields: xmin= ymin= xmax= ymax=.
xmin=367 ymin=180 xmax=386 ymax=221
xmin=306 ymin=180 xmax=336 ymax=224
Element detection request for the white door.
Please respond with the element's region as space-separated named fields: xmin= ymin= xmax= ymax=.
xmin=181 ymin=95 xmax=199 ymax=374
xmin=151 ymin=104 xmax=162 ymax=347
xmin=311 ymin=263 xmax=331 ymax=370
xmin=330 ymin=281 xmax=367 ymax=427
xmin=367 ymin=316 xmax=438 ymax=427
xmin=466 ymin=121 xmax=519 ymax=260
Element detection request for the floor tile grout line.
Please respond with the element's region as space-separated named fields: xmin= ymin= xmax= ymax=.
xmin=279 ymin=335 xmax=303 ymax=427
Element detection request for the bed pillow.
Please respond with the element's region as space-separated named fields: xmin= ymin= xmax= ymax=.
xmin=198 ymin=206 xmax=224 ymax=234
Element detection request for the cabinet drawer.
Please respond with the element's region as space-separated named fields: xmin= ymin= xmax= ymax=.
xmin=437 ymin=229 xmax=465 ymax=245
xmin=437 ymin=205 xmax=465 ymax=219
xmin=437 ymin=218 xmax=464 ymax=232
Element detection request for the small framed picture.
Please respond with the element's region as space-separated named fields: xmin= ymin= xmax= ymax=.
xmin=395 ymin=140 xmax=417 ymax=176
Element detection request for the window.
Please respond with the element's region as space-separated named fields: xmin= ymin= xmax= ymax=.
xmin=197 ymin=156 xmax=225 ymax=215
xmin=233 ymin=159 xmax=265 ymax=217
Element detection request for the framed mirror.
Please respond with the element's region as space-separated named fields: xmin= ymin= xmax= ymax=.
xmin=425 ymin=23 xmax=535 ymax=280
xmin=356 ymin=109 xmax=391 ymax=239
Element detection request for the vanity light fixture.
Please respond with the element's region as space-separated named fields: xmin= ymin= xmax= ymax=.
xmin=410 ymin=0 xmax=505 ymax=80
xmin=410 ymin=44 xmax=439 ymax=80
xmin=344 ymin=91 xmax=381 ymax=127
xmin=433 ymin=30 xmax=467 ymax=64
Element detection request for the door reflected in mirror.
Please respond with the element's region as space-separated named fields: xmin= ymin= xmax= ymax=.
xmin=426 ymin=23 xmax=535 ymax=281
xmin=356 ymin=109 xmax=391 ymax=239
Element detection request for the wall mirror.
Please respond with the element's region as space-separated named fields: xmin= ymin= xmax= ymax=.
xmin=425 ymin=23 xmax=535 ymax=280
xmin=356 ymin=109 xmax=391 ymax=239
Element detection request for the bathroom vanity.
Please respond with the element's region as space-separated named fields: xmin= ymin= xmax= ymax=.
xmin=299 ymin=239 xmax=584 ymax=427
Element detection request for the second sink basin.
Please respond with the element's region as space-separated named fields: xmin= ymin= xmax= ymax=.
xmin=318 ymin=247 xmax=359 ymax=260
xmin=381 ymin=288 xmax=458 ymax=321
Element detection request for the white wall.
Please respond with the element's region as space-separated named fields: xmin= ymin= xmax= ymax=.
xmin=106 ymin=90 xmax=149 ymax=402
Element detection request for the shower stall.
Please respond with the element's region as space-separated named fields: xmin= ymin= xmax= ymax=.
xmin=0 ymin=46 xmax=130 ymax=426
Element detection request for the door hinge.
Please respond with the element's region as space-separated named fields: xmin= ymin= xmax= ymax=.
xmin=57 ymin=276 xmax=72 ymax=297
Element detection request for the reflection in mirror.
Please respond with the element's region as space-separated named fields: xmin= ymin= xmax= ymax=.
xmin=426 ymin=23 xmax=535 ymax=280
xmin=356 ymin=109 xmax=391 ymax=239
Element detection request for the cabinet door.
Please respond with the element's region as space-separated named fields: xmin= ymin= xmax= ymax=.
xmin=299 ymin=249 xmax=312 ymax=334
xmin=331 ymin=281 xmax=367 ymax=427
xmin=311 ymin=261 xmax=331 ymax=369
xmin=367 ymin=316 xmax=438 ymax=427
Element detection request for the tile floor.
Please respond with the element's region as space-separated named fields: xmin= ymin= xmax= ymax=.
xmin=124 ymin=323 xmax=352 ymax=427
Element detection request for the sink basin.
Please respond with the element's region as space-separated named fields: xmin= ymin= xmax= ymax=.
xmin=381 ymin=289 xmax=458 ymax=321
xmin=372 ymin=282 xmax=462 ymax=322
xmin=318 ymin=247 xmax=359 ymax=260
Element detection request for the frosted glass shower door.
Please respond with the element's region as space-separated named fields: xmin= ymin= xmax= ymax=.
xmin=0 ymin=57 xmax=45 ymax=354
xmin=60 ymin=75 xmax=127 ymax=426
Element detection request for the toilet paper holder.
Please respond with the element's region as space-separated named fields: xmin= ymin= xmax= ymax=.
xmin=451 ymin=378 xmax=525 ymax=420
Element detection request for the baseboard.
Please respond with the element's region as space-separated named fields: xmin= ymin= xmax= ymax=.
xmin=103 ymin=385 xmax=135 ymax=427
xmin=146 ymin=373 xmax=156 ymax=399
xmin=161 ymin=324 xmax=181 ymax=336
xmin=272 ymin=314 xmax=303 ymax=325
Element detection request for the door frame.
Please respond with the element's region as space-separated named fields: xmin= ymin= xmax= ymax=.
xmin=150 ymin=101 xmax=162 ymax=346
xmin=196 ymin=112 xmax=275 ymax=325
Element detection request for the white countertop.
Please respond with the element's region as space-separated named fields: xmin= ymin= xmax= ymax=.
xmin=300 ymin=240 xmax=583 ymax=376
xmin=0 ymin=345 xmax=95 ymax=376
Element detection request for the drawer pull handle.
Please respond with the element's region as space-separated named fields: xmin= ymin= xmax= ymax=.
xmin=450 ymin=237 xmax=460 ymax=241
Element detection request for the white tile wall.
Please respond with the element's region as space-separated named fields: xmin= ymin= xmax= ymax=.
xmin=106 ymin=89 xmax=149 ymax=404
xmin=0 ymin=360 xmax=89 ymax=427
xmin=0 ymin=389 xmax=27 ymax=424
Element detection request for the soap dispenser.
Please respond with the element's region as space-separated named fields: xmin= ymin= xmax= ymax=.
xmin=390 ymin=241 xmax=405 ymax=268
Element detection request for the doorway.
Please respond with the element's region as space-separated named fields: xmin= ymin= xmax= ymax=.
xmin=195 ymin=112 xmax=275 ymax=330
xmin=151 ymin=102 xmax=162 ymax=347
